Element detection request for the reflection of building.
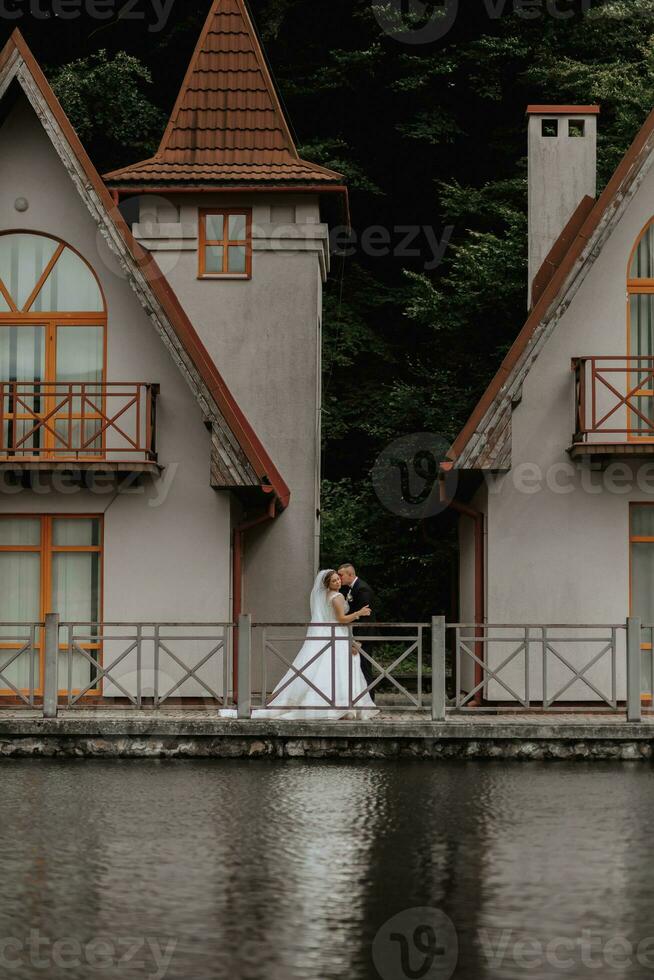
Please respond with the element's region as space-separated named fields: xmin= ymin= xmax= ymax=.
xmin=0 ymin=2 xmax=346 ymax=700
xmin=447 ymin=105 xmax=654 ymax=701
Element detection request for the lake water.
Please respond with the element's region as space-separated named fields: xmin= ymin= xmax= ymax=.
xmin=1 ymin=759 xmax=653 ymax=979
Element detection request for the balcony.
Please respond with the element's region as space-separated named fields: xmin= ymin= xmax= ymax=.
xmin=570 ymin=357 xmax=654 ymax=460
xmin=0 ymin=381 xmax=160 ymax=476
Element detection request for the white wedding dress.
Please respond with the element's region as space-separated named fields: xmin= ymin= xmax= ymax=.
xmin=222 ymin=570 xmax=378 ymax=720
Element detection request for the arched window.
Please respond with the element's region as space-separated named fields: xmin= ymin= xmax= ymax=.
xmin=627 ymin=221 xmax=654 ymax=438
xmin=0 ymin=232 xmax=107 ymax=457
xmin=0 ymin=232 xmax=105 ymax=314
xmin=628 ymin=221 xmax=654 ymax=352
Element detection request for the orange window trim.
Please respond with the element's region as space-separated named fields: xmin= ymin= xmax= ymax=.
xmin=0 ymin=317 xmax=108 ymax=459
xmin=0 ymin=513 xmax=104 ymax=697
xmin=22 ymin=242 xmax=65 ymax=313
xmin=0 ymin=232 xmax=108 ymax=461
xmin=626 ymin=218 xmax=654 ymax=444
xmin=0 ymin=231 xmax=109 ymax=313
xmin=199 ymin=208 xmax=252 ymax=279
xmin=629 ymin=502 xmax=654 ymax=698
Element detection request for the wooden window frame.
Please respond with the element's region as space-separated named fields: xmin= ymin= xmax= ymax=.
xmin=626 ymin=218 xmax=654 ymax=444
xmin=0 ymin=233 xmax=108 ymax=460
xmin=629 ymin=502 xmax=654 ymax=702
xmin=0 ymin=317 xmax=108 ymax=459
xmin=0 ymin=232 xmax=107 ymax=315
xmin=198 ymin=208 xmax=252 ymax=280
xmin=0 ymin=514 xmax=104 ymax=697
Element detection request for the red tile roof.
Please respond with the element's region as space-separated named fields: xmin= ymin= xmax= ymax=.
xmin=104 ymin=0 xmax=343 ymax=188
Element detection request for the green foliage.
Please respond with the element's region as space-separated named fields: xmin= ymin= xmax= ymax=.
xmin=397 ymin=109 xmax=462 ymax=145
xmin=297 ymin=138 xmax=384 ymax=194
xmin=298 ymin=0 xmax=654 ymax=619
xmin=321 ymin=478 xmax=455 ymax=619
xmin=49 ymin=51 xmax=166 ymax=171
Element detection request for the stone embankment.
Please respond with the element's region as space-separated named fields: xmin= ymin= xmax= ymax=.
xmin=1 ymin=712 xmax=653 ymax=760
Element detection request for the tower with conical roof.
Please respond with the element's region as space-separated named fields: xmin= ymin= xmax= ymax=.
xmin=104 ymin=0 xmax=344 ymax=191
xmin=105 ymin=0 xmax=343 ymax=621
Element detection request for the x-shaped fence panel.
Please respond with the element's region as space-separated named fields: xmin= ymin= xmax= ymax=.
xmin=0 ymin=382 xmax=157 ymax=461
xmin=355 ymin=630 xmax=425 ymax=709
xmin=456 ymin=628 xmax=530 ymax=709
xmin=256 ymin=624 xmax=428 ymax=712
xmin=542 ymin=628 xmax=618 ymax=708
xmin=60 ymin=624 xmax=233 ymax=709
xmin=0 ymin=626 xmax=39 ymax=706
xmin=453 ymin=625 xmax=622 ymax=711
xmin=153 ymin=627 xmax=229 ymax=707
xmin=573 ymin=357 xmax=654 ymax=440
xmin=64 ymin=625 xmax=141 ymax=706
xmin=262 ymin=630 xmax=341 ymax=709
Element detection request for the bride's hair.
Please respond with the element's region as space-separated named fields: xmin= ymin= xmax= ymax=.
xmin=322 ymin=569 xmax=337 ymax=589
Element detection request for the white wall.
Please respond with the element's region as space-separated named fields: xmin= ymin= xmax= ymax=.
xmin=0 ymin=97 xmax=232 ymax=651
xmin=464 ymin=142 xmax=654 ymax=700
xmin=133 ymin=193 xmax=327 ymax=627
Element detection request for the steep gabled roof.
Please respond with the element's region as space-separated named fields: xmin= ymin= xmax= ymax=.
xmin=104 ymin=0 xmax=343 ymax=190
xmin=448 ymin=104 xmax=654 ymax=471
xmin=0 ymin=29 xmax=289 ymax=508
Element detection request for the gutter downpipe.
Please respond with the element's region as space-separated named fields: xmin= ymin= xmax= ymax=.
xmin=232 ymin=496 xmax=277 ymax=696
xmin=440 ymin=468 xmax=485 ymax=706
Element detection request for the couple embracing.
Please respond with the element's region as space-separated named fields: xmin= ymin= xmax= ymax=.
xmin=264 ymin=563 xmax=379 ymax=719
xmin=224 ymin=563 xmax=378 ymax=720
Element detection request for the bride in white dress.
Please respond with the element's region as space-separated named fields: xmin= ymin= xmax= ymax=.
xmin=223 ymin=569 xmax=379 ymax=720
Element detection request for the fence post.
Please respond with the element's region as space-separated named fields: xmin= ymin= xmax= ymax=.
xmin=237 ymin=613 xmax=252 ymax=720
xmin=431 ymin=616 xmax=447 ymax=722
xmin=627 ymin=617 xmax=642 ymax=723
xmin=43 ymin=613 xmax=59 ymax=719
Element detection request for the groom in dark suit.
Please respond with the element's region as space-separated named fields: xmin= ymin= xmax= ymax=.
xmin=338 ymin=563 xmax=376 ymax=701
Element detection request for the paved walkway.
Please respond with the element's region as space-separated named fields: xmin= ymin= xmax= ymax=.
xmin=1 ymin=708 xmax=653 ymax=737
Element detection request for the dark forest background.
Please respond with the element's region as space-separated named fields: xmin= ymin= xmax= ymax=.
xmin=3 ymin=0 xmax=653 ymax=618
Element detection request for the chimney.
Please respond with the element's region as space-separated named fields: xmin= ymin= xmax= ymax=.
xmin=527 ymin=105 xmax=599 ymax=307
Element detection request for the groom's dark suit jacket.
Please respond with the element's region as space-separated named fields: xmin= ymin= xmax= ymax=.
xmin=342 ymin=577 xmax=376 ymax=694
xmin=342 ymin=577 xmax=375 ymax=619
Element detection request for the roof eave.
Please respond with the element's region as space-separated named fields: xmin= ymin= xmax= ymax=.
xmin=106 ymin=181 xmax=350 ymax=226
xmin=103 ymin=161 xmax=345 ymax=186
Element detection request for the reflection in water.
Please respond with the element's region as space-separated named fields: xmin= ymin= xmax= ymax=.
xmin=1 ymin=760 xmax=654 ymax=979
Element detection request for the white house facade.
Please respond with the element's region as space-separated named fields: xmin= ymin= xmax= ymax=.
xmin=0 ymin=1 xmax=345 ymax=702
xmin=448 ymin=103 xmax=654 ymax=703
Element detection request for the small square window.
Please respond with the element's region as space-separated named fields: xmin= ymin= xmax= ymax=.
xmin=199 ymin=210 xmax=252 ymax=279
xmin=568 ymin=119 xmax=585 ymax=138
xmin=542 ymin=119 xmax=558 ymax=138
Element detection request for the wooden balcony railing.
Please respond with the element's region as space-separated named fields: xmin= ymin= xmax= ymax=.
xmin=572 ymin=356 xmax=654 ymax=443
xmin=0 ymin=382 xmax=159 ymax=463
